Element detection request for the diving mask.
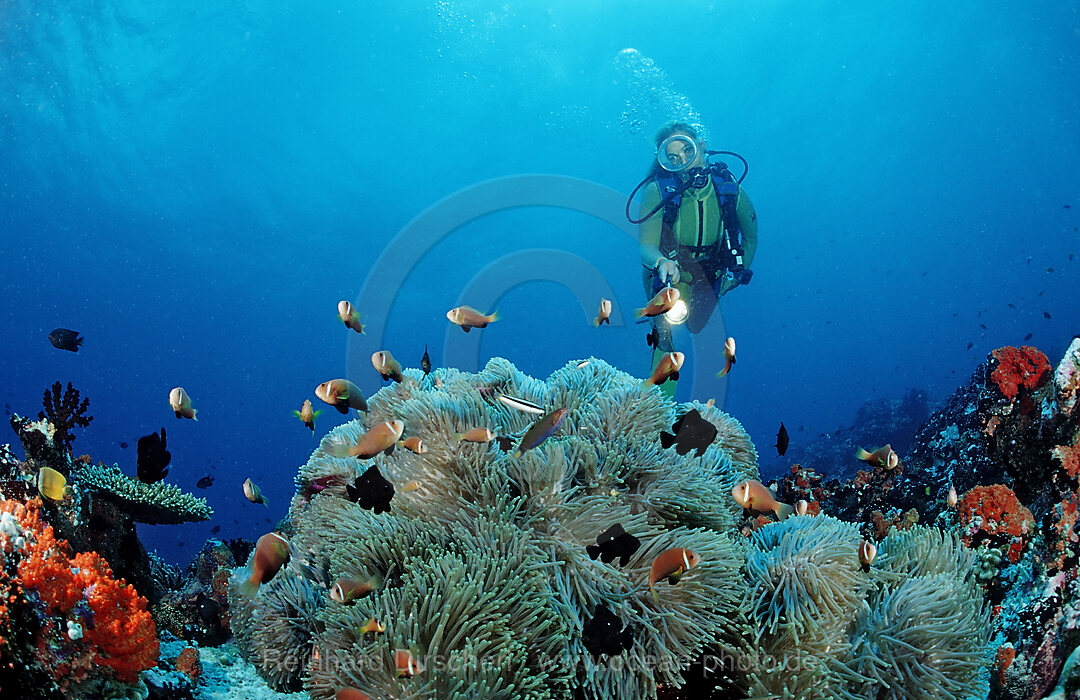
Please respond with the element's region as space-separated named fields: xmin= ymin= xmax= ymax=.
xmin=657 ymin=135 xmax=699 ymax=172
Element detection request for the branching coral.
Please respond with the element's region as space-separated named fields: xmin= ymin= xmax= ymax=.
xmin=37 ymin=381 xmax=94 ymax=454
xmin=75 ymin=463 xmax=212 ymax=524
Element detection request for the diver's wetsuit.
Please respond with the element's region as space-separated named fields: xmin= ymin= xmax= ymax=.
xmin=638 ymin=178 xmax=758 ymax=350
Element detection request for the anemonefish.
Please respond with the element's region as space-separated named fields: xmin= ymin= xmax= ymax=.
xmin=335 ymin=687 xmax=374 ymax=700
xmin=243 ymin=477 xmax=269 ymax=507
xmin=644 ymin=352 xmax=685 ymax=386
xmin=401 ymin=480 xmax=422 ymax=492
xmin=335 ymin=420 xmax=405 ymax=459
xmin=169 ymin=387 xmax=197 ymax=420
xmin=947 ymin=485 xmax=958 ymax=508
xmin=399 ymin=436 xmax=427 ymax=454
xmin=238 ymin=532 xmax=291 ymax=597
xmin=330 ymin=575 xmax=381 ymax=604
xmin=394 ymin=648 xmax=424 ymax=677
xmin=359 ymin=618 xmax=385 ymax=635
xmin=337 ymin=300 xmax=366 ymax=334
xmin=514 ymin=408 xmax=568 ymax=457
xmin=856 ymin=444 xmax=898 ymax=469
xmin=648 ymin=547 xmax=701 ymax=600
xmin=715 ymin=337 xmax=737 ymax=379
xmin=795 ymin=499 xmax=809 ymax=517
xmin=371 ymin=351 xmax=404 ymax=383
xmin=859 ymin=540 xmax=877 ymax=573
xmin=315 ymin=379 xmax=368 ymax=414
xmin=732 ymin=479 xmax=795 ymax=521
xmin=594 ymin=298 xmax=612 ymax=326
xmin=635 ymin=287 xmax=680 ymax=319
xmin=293 ymin=399 xmax=323 ymax=433
xmin=456 ymin=427 xmax=496 ymax=443
xmin=37 ymin=466 xmax=67 ymax=501
xmin=446 ymin=305 xmax=500 ymax=332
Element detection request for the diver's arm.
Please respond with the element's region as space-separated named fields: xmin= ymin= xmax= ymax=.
xmin=736 ymin=186 xmax=757 ymax=268
xmin=638 ymin=183 xmax=665 ymax=268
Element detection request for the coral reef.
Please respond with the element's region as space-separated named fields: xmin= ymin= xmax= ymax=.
xmin=154 ymin=539 xmax=245 ymax=645
xmin=0 ymin=498 xmax=157 ymax=697
xmin=768 ymin=387 xmax=929 ymax=481
xmin=852 ymin=341 xmax=1080 ymax=700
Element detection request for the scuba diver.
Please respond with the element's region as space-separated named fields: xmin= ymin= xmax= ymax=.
xmin=626 ymin=122 xmax=758 ymax=394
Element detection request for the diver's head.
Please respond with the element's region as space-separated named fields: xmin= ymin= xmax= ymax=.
xmin=654 ymin=122 xmax=707 ymax=178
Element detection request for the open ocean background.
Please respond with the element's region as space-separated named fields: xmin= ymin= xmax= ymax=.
xmin=2 ymin=0 xmax=1078 ymax=565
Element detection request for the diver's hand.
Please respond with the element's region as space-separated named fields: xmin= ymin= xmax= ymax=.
xmin=656 ymin=258 xmax=681 ymax=285
xmin=732 ymin=266 xmax=753 ymax=285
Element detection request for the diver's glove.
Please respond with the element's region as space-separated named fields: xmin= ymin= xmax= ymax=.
xmin=732 ymin=266 xmax=753 ymax=286
xmin=655 ymin=257 xmax=681 ymax=285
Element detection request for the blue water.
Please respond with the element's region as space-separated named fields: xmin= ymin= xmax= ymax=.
xmin=2 ymin=0 xmax=1078 ymax=564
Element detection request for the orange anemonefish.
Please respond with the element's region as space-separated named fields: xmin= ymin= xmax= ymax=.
xmin=856 ymin=444 xmax=898 ymax=469
xmin=715 ymin=337 xmax=737 ymax=379
xmin=315 ymin=379 xmax=368 ymax=414
xmin=169 ymin=387 xmax=197 ymax=420
xmin=644 ymin=352 xmax=685 ymax=387
xmin=402 ymin=480 xmax=422 ymax=492
xmin=243 ymin=477 xmax=268 ymax=507
xmin=371 ymin=350 xmax=404 ymax=383
xmin=330 ymin=576 xmax=381 ymax=604
xmin=594 ymin=298 xmax=612 ymax=326
xmin=335 ymin=420 xmax=405 ymax=459
xmin=337 ymin=300 xmax=366 ymax=334
xmin=648 ymin=547 xmax=701 ymax=600
xmin=446 ymin=305 xmax=500 ymax=332
xmin=732 ymin=479 xmax=795 ymax=521
xmin=399 ymin=436 xmax=427 ymax=454
xmin=795 ymin=499 xmax=809 ymax=517
xmin=293 ymin=399 xmax=323 ymax=433
xmin=947 ymin=485 xmax=958 ymax=508
xmin=859 ymin=539 xmax=877 ymax=572
xmin=456 ymin=427 xmax=495 ymax=443
xmin=359 ymin=618 xmax=385 ymax=635
xmin=635 ymin=287 xmax=680 ymax=319
xmin=394 ymin=648 xmax=424 ymax=677
xmin=239 ymin=532 xmax=291 ymax=597
xmin=335 ymin=688 xmax=374 ymax=700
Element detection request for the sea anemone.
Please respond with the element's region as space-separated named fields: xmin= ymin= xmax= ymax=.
xmin=230 ymin=569 xmax=325 ymax=692
xmin=274 ymin=358 xmax=754 ymax=698
xmin=842 ymin=573 xmax=990 ymax=699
